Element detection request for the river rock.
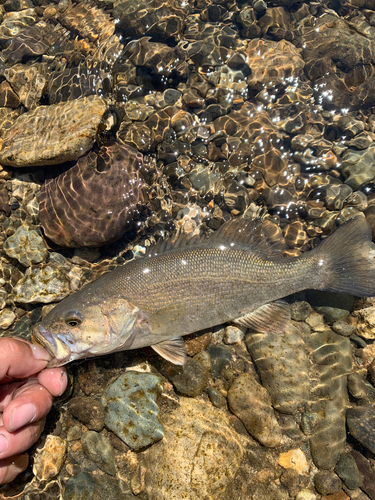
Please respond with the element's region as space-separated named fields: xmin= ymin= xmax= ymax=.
xmin=350 ymin=306 xmax=375 ymax=339
xmin=38 ymin=143 xmax=144 ymax=248
xmin=246 ymin=325 xmax=310 ymax=414
xmin=140 ymin=397 xmax=243 ymax=500
xmin=0 ymin=308 xmax=16 ymax=329
xmin=168 ymin=357 xmax=209 ymax=396
xmin=81 ymin=431 xmax=116 ymax=475
xmin=228 ymin=373 xmax=283 ymax=447
xmin=4 ymin=224 xmax=48 ymax=267
xmin=63 ymin=472 xmax=96 ymax=500
xmin=11 ymin=264 xmax=70 ymax=303
xmin=347 ymin=405 xmax=375 ymax=454
xmin=33 ymin=435 xmax=67 ymax=481
xmin=67 ymin=396 xmax=105 ymax=432
xmin=314 ymin=471 xmax=342 ymax=495
xmin=335 ymin=453 xmax=363 ymax=490
xmin=101 ymin=371 xmax=164 ymax=450
xmin=0 ymin=96 xmax=107 ymax=167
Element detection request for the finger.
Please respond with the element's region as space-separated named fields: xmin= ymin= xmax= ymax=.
xmin=0 ymin=454 xmax=29 ymax=484
xmin=0 ymin=419 xmax=45 ymax=460
xmin=0 ymin=381 xmax=25 ymax=412
xmin=1 ymin=381 xmax=53 ymax=432
xmin=0 ymin=338 xmax=52 ymax=381
xmin=37 ymin=367 xmax=68 ymax=397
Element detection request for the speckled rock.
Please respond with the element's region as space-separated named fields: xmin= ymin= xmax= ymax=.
xmin=208 ymin=345 xmax=233 ymax=378
xmin=33 ymin=435 xmax=67 ymax=481
xmin=63 ymin=472 xmax=96 ymax=500
xmin=0 ymin=96 xmax=107 ymax=167
xmin=4 ymin=63 xmax=46 ymax=109
xmin=0 ymin=308 xmax=16 ymax=329
xmin=11 ymin=264 xmax=70 ymax=303
xmin=307 ymin=330 xmax=352 ymax=469
xmin=347 ymin=405 xmax=375 ymax=454
xmin=67 ymin=396 xmax=105 ymax=432
xmin=314 ymin=471 xmax=342 ymax=495
xmin=290 ymin=301 xmax=311 ymax=321
xmin=140 ymin=397 xmax=243 ymax=500
xmin=101 ymin=371 xmax=164 ymax=450
xmin=223 ymin=325 xmax=246 ymax=344
xmin=228 ymin=373 xmax=283 ymax=447
xmin=81 ymin=431 xmax=116 ymax=475
xmin=335 ymin=453 xmax=363 ymax=490
xmin=245 ymin=325 xmax=310 ymax=414
xmin=3 ymin=224 xmax=48 ymax=267
xmin=350 ymin=306 xmax=375 ymax=339
xmin=38 ymin=143 xmax=144 ymax=248
xmin=278 ymin=449 xmax=309 ymax=475
xmin=168 ymin=357 xmax=209 ymax=396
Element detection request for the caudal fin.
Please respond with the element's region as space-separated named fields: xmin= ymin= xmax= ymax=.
xmin=313 ymin=216 xmax=375 ymax=297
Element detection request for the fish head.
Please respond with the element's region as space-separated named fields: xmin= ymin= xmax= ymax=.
xmin=31 ymin=292 xmax=141 ymax=367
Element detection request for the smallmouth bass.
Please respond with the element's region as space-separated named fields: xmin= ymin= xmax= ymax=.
xmin=32 ymin=216 xmax=375 ymax=367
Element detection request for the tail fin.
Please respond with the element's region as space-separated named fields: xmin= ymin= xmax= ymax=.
xmin=312 ymin=216 xmax=375 ymax=297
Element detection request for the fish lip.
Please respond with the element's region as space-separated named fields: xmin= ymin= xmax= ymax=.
xmin=33 ymin=325 xmax=72 ymax=367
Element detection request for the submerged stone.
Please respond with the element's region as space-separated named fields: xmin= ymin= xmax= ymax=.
xmin=33 ymin=435 xmax=67 ymax=481
xmin=81 ymin=431 xmax=116 ymax=475
xmin=4 ymin=224 xmax=48 ymax=267
xmin=101 ymin=371 xmax=164 ymax=450
xmin=11 ymin=264 xmax=70 ymax=303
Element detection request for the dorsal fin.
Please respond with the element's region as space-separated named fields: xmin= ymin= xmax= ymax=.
xmin=145 ymin=218 xmax=287 ymax=258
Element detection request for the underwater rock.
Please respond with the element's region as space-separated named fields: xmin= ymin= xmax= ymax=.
xmin=4 ymin=63 xmax=46 ymax=110
xmin=350 ymin=305 xmax=375 ymax=339
xmin=140 ymin=397 xmax=243 ymax=500
xmin=63 ymin=472 xmax=96 ymax=500
xmin=335 ymin=453 xmax=363 ymax=490
xmin=33 ymin=435 xmax=66 ymax=481
xmin=168 ymin=357 xmax=209 ymax=397
xmin=0 ymin=81 xmax=20 ymax=108
xmin=3 ymin=25 xmax=48 ymax=64
xmin=0 ymin=308 xmax=16 ymax=329
xmin=101 ymin=371 xmax=164 ymax=450
xmin=3 ymin=224 xmax=48 ymax=267
xmin=0 ymin=96 xmax=107 ymax=167
xmin=245 ymin=325 xmax=310 ymax=414
xmin=68 ymin=397 xmax=105 ymax=432
xmin=307 ymin=330 xmax=352 ymax=469
xmin=81 ymin=431 xmax=116 ymax=476
xmin=11 ymin=264 xmax=70 ymax=303
xmin=228 ymin=373 xmax=283 ymax=447
xmin=38 ymin=144 xmax=144 ymax=247
xmin=244 ymin=38 xmax=304 ymax=89
xmin=278 ymin=449 xmax=309 ymax=475
xmin=340 ymin=145 xmax=375 ymax=190
xmin=347 ymin=405 xmax=375 ymax=454
xmin=314 ymin=471 xmax=342 ymax=496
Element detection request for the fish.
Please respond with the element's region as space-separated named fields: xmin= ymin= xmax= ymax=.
xmin=32 ymin=215 xmax=375 ymax=368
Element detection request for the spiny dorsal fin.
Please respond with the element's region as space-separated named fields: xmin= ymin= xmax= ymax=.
xmin=234 ymin=300 xmax=291 ymax=334
xmin=146 ymin=217 xmax=287 ymax=258
xmin=152 ymin=337 xmax=187 ymax=365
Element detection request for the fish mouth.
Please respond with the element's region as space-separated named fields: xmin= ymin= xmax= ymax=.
xmin=31 ymin=325 xmax=72 ymax=367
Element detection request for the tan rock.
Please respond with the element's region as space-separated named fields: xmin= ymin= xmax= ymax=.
xmin=351 ymin=306 xmax=375 ymax=339
xmin=278 ymin=449 xmax=309 ymax=475
xmin=33 ymin=435 xmax=66 ymax=481
xmin=141 ymin=398 xmax=243 ymax=500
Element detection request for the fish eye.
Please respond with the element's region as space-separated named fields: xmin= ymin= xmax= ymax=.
xmin=64 ymin=311 xmax=83 ymax=327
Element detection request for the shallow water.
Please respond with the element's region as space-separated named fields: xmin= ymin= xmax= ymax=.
xmin=1 ymin=0 xmax=375 ymax=498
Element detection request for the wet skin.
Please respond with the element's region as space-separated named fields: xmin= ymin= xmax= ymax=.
xmin=0 ymin=338 xmax=67 ymax=484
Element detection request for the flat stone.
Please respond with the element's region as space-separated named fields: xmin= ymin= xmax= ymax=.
xmin=168 ymin=357 xmax=209 ymax=397
xmin=314 ymin=471 xmax=342 ymax=495
xmin=101 ymin=371 xmax=164 ymax=450
xmin=11 ymin=264 xmax=70 ymax=303
xmin=335 ymin=453 xmax=363 ymax=490
xmin=0 ymin=96 xmax=107 ymax=167
xmin=68 ymin=397 xmax=105 ymax=432
xmin=4 ymin=224 xmax=48 ymax=267
xmin=81 ymin=431 xmax=116 ymax=476
xmin=347 ymin=405 xmax=375 ymax=454
xmin=63 ymin=472 xmax=96 ymax=500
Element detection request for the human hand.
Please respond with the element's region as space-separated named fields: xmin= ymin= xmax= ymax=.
xmin=0 ymin=338 xmax=68 ymax=484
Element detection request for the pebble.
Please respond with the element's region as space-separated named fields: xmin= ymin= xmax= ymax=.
xmin=140 ymin=398 xmax=243 ymax=500
xmin=332 ymin=321 xmax=357 ymax=337
xmin=33 ymin=435 xmax=67 ymax=481
xmin=208 ymin=345 xmax=233 ymax=378
xmin=227 ymin=373 xmax=283 ymax=447
xmin=290 ymin=301 xmax=311 ymax=321
xmin=81 ymin=431 xmax=116 ymax=476
xmin=278 ymin=449 xmax=309 ymax=475
xmin=68 ymin=397 xmax=105 ymax=432
xmin=307 ymin=291 xmax=353 ymax=323
xmin=295 ymin=489 xmax=318 ymax=500
xmin=101 ymin=371 xmax=164 ymax=450
xmin=0 ymin=308 xmax=16 ymax=329
xmin=223 ymin=324 xmax=246 ymax=344
xmin=350 ymin=306 xmax=375 ymax=339
xmin=347 ymin=373 xmax=368 ymax=399
xmin=11 ymin=264 xmax=70 ymax=303
xmin=314 ymin=471 xmax=343 ymax=495
xmin=0 ymin=96 xmax=107 ymax=167
xmin=335 ymin=453 xmax=363 ymax=490
xmin=168 ymin=357 xmax=209 ymax=396
xmin=63 ymin=472 xmax=96 ymax=500
xmin=3 ymin=224 xmax=48 ymax=267
xmin=305 ymin=311 xmax=326 ymax=331
xmin=347 ymin=405 xmax=375 ymax=454
xmin=207 ymin=387 xmax=227 ymax=409
xmin=350 ymin=451 xmax=375 ymax=500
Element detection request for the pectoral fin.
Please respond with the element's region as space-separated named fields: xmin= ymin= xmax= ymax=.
xmin=152 ymin=337 xmax=187 ymax=365
xmin=234 ymin=300 xmax=291 ymax=334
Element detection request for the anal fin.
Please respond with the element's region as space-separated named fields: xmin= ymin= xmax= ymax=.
xmin=152 ymin=337 xmax=187 ymax=365
xmin=234 ymin=300 xmax=291 ymax=334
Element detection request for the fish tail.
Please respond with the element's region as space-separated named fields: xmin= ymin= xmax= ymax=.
xmin=312 ymin=216 xmax=375 ymax=297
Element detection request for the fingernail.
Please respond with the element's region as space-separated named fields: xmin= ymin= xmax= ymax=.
xmin=0 ymin=435 xmax=8 ymax=455
xmin=30 ymin=344 xmax=52 ymax=362
xmin=9 ymin=404 xmax=37 ymax=432
xmin=59 ymin=371 xmax=68 ymax=396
